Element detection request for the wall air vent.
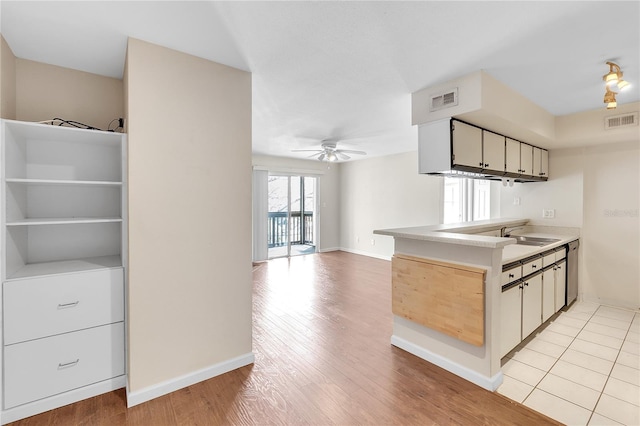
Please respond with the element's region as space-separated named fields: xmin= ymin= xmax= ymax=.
xmin=429 ymin=87 xmax=458 ymax=112
xmin=605 ymin=112 xmax=638 ymax=129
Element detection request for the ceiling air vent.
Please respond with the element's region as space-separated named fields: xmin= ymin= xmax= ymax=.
xmin=429 ymin=87 xmax=458 ymax=112
xmin=605 ymin=112 xmax=638 ymax=130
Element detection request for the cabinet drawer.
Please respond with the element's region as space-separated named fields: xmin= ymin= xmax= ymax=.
xmin=522 ymin=256 xmax=542 ymax=276
xmin=542 ymin=253 xmax=556 ymax=268
xmin=501 ymin=266 xmax=522 ymax=286
xmin=4 ymin=322 xmax=124 ymax=409
xmin=555 ymin=247 xmax=567 ymax=261
xmin=3 ymin=268 xmax=124 ymax=345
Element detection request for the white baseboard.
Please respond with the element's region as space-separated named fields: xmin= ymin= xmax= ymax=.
xmin=318 ymin=247 xmax=340 ymax=253
xmin=1 ymin=376 xmax=126 ymax=425
xmin=339 ymin=247 xmax=392 ymax=261
xmin=126 ymin=352 xmax=255 ymax=407
xmin=390 ymin=335 xmax=502 ymax=391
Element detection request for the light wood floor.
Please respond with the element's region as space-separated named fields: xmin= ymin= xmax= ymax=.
xmin=10 ymin=251 xmax=560 ymax=425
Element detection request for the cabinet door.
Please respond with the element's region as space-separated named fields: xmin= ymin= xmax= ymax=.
xmin=542 ymin=268 xmax=555 ymax=322
xmin=522 ymin=273 xmax=542 ymax=339
xmin=533 ymin=147 xmax=542 ymax=177
xmin=540 ymin=149 xmax=549 ymax=178
xmin=520 ymin=144 xmax=534 ymax=176
xmin=505 ymin=138 xmax=521 ymax=174
xmin=482 ymin=130 xmax=505 ymax=173
xmin=500 ymin=284 xmax=522 ymax=358
xmin=555 ymin=260 xmax=566 ymax=312
xmin=452 ymin=121 xmax=482 ymax=169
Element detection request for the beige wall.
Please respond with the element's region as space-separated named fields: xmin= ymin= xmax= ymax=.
xmin=500 ymin=141 xmax=639 ymax=310
xmin=339 ymin=151 xmax=442 ymax=259
xmin=1 ymin=34 xmax=16 ymax=119
xmin=15 ymin=59 xmax=123 ymax=129
xmin=252 ymin=154 xmax=341 ymax=251
xmin=126 ymin=38 xmax=252 ymax=392
xmin=582 ymin=142 xmax=639 ymax=309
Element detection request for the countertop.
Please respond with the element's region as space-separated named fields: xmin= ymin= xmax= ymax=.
xmin=374 ymin=218 xmax=528 ymax=248
xmin=374 ymin=219 xmax=580 ymax=263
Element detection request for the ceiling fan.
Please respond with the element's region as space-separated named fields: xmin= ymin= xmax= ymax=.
xmin=292 ymin=140 xmax=366 ymax=162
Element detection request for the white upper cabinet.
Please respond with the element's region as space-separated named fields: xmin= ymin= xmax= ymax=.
xmin=451 ymin=120 xmax=483 ymax=169
xmin=540 ymin=149 xmax=549 ymax=178
xmin=519 ymin=143 xmax=534 ymax=176
xmin=482 ymin=130 xmax=505 ymax=173
xmin=505 ymin=138 xmax=521 ymax=175
xmin=418 ymin=118 xmax=548 ymax=181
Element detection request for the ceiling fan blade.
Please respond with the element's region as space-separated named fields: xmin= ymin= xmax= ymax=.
xmin=337 ymin=149 xmax=366 ymax=155
xmin=292 ymin=149 xmax=323 ymax=153
xmin=307 ymin=152 xmax=323 ymax=159
xmin=336 ymin=152 xmax=351 ymax=160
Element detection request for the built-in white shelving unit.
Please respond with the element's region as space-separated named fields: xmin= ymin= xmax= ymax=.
xmin=1 ymin=119 xmax=127 ymax=424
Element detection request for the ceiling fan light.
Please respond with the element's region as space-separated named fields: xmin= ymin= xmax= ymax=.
xmin=326 ymin=152 xmax=338 ymax=162
xmin=603 ymin=87 xmax=617 ymax=104
xmin=604 ymin=72 xmax=618 ymax=85
xmin=617 ymin=79 xmax=630 ymax=91
xmin=606 ymin=101 xmax=617 ymax=109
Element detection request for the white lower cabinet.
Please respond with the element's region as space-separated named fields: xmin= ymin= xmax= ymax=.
xmin=555 ymin=260 xmax=567 ymax=311
xmin=542 ymin=267 xmax=555 ymax=322
xmin=501 ymin=246 xmax=570 ymax=358
xmin=4 ymin=322 xmax=124 ymax=409
xmin=521 ymin=272 xmax=543 ymax=339
xmin=500 ymin=283 xmax=522 ymax=358
xmin=2 ymin=268 xmax=125 ymax=418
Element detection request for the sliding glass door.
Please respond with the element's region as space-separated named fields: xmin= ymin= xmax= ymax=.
xmin=267 ymin=175 xmax=317 ymax=259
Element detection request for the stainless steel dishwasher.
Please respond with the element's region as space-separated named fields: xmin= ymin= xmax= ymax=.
xmin=566 ymin=240 xmax=579 ymax=306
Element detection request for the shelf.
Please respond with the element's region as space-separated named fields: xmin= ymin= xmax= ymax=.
xmin=6 ymin=217 xmax=122 ymax=226
xmin=6 ymin=178 xmax=123 ymax=186
xmin=6 ymin=255 xmax=123 ymax=280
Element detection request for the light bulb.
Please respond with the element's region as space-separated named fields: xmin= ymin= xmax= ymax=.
xmin=617 ymin=79 xmax=630 ymax=91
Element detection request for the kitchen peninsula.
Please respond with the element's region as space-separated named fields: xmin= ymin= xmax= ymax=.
xmin=374 ymin=219 xmax=579 ymax=391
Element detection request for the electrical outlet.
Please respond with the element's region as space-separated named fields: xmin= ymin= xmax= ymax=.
xmin=371 ymin=238 xmax=376 ymax=246
xmin=513 ymin=197 xmax=521 ymax=206
xmin=542 ymin=209 xmax=555 ymax=218
xmin=356 ymin=236 xmax=359 ymax=243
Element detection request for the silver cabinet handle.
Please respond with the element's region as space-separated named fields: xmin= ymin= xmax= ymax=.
xmin=57 ymin=301 xmax=79 ymax=309
xmin=58 ymin=359 xmax=79 ymax=369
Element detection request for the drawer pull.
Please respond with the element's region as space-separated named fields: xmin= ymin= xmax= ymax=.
xmin=58 ymin=359 xmax=79 ymax=369
xmin=509 ymin=273 xmax=514 ymax=278
xmin=57 ymin=301 xmax=79 ymax=309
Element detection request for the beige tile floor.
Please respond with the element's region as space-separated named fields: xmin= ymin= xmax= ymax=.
xmin=498 ymin=301 xmax=640 ymax=425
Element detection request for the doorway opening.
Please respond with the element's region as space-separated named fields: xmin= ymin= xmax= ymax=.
xmin=267 ymin=175 xmax=317 ymax=259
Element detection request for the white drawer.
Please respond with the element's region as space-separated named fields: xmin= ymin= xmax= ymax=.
xmin=4 ymin=322 xmax=124 ymax=409
xmin=555 ymin=247 xmax=567 ymax=261
xmin=501 ymin=266 xmax=522 ymax=286
xmin=542 ymin=253 xmax=556 ymax=268
xmin=3 ymin=268 xmax=124 ymax=345
xmin=522 ymin=256 xmax=542 ymax=276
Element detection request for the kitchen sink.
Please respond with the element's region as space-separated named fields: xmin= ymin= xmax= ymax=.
xmin=511 ymin=236 xmax=561 ymax=246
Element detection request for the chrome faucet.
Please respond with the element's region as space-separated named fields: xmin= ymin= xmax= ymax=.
xmin=501 ymin=226 xmax=525 ymax=237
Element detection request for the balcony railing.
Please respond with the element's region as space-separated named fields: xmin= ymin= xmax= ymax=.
xmin=268 ymin=211 xmax=314 ymax=248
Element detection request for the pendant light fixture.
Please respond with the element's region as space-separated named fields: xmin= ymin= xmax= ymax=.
xmin=603 ymin=61 xmax=631 ymax=109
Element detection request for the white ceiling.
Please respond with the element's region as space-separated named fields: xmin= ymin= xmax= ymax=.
xmin=2 ymin=1 xmax=639 ymax=161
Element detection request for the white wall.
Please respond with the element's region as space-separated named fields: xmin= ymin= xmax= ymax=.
xmin=252 ymin=154 xmax=341 ymax=252
xmin=339 ymin=151 xmax=442 ymax=259
xmin=500 ymin=141 xmax=639 ymax=310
